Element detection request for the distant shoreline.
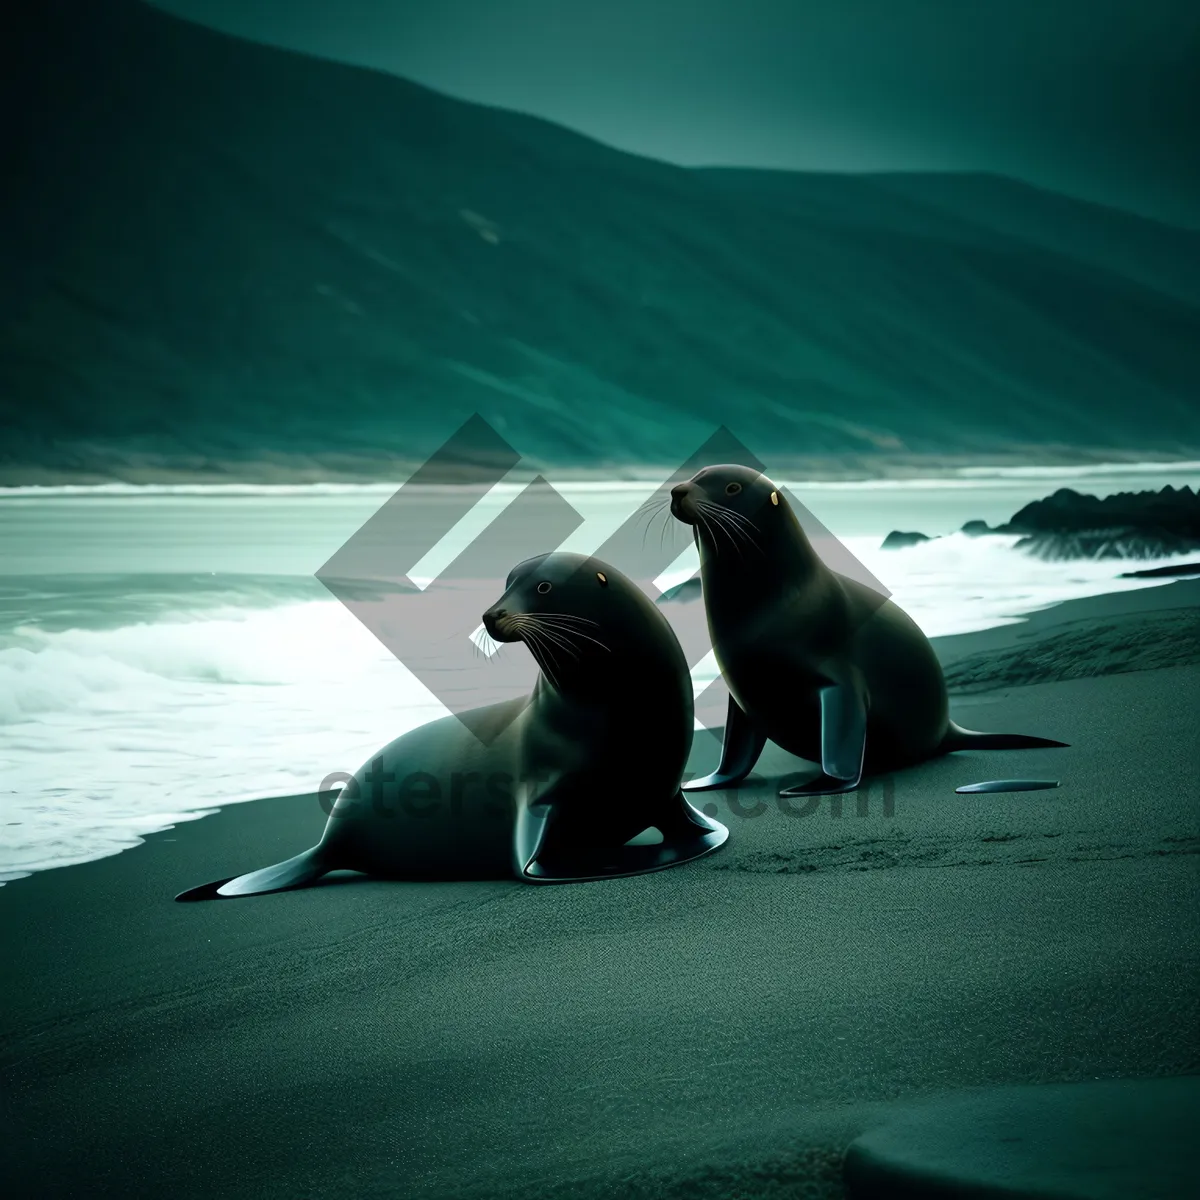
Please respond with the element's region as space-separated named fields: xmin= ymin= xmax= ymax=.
xmin=2 ymin=449 xmax=1198 ymax=489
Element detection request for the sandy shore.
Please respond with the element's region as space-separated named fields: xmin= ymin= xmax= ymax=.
xmin=2 ymin=581 xmax=1198 ymax=1198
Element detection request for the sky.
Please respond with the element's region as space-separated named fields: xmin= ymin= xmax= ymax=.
xmin=150 ymin=1 xmax=1200 ymax=227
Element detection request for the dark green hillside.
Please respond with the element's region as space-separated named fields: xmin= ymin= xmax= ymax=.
xmin=3 ymin=0 xmax=1198 ymax=480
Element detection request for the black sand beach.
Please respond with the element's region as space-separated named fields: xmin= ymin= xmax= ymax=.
xmin=2 ymin=582 xmax=1198 ymax=1198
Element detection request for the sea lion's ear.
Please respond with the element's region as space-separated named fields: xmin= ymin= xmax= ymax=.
xmin=770 ymin=491 xmax=779 ymax=506
xmin=596 ymin=572 xmax=608 ymax=587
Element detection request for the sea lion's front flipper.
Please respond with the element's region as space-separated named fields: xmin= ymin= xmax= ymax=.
xmin=779 ymin=682 xmax=867 ymax=797
xmin=518 ymin=792 xmax=728 ymax=883
xmin=512 ymin=799 xmax=554 ymax=880
xmin=682 ymin=694 xmax=767 ymax=792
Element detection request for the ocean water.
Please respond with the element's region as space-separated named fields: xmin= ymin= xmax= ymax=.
xmin=1 ymin=461 xmax=1196 ymax=884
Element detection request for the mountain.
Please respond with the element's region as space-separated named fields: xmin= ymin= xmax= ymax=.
xmin=3 ymin=0 xmax=1199 ymax=482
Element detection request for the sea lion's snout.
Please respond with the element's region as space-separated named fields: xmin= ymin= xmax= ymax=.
xmin=670 ymin=482 xmax=697 ymax=523
xmin=482 ymin=607 xmax=515 ymax=641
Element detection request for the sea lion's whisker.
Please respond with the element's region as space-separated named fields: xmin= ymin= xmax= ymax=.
xmin=520 ymin=627 xmax=564 ymax=691
xmin=694 ymin=509 xmax=722 ymax=556
xmin=722 ymin=521 xmax=762 ymax=553
xmin=635 ymin=508 xmax=657 ymax=547
xmin=531 ymin=632 xmax=580 ymax=661
xmin=524 ymin=616 xmax=611 ymax=654
xmin=701 ymin=501 xmax=762 ymax=549
xmin=516 ymin=622 xmax=547 ymax=662
xmin=533 ymin=612 xmax=601 ymax=627
xmin=695 ymin=504 xmax=723 ymax=542
xmin=518 ymin=619 xmax=582 ymax=660
xmin=716 ymin=505 xmax=760 ymax=537
xmin=551 ymin=627 xmax=612 ymax=654
xmin=531 ymin=619 xmax=608 ymax=648
xmin=701 ymin=505 xmax=746 ymax=559
xmin=717 ymin=518 xmax=758 ymax=558
xmin=527 ymin=614 xmax=608 ymax=639
xmin=470 ymin=628 xmax=503 ymax=664
xmin=659 ymin=505 xmax=678 ymax=552
xmin=649 ymin=503 xmax=678 ymax=551
xmin=634 ymin=494 xmax=671 ymax=546
xmin=530 ymin=628 xmax=590 ymax=657
xmin=633 ymin=491 xmax=677 ymax=542
xmin=700 ymin=502 xmax=761 ymax=557
xmin=517 ymin=617 xmax=584 ymax=656
xmin=635 ymin=493 xmax=671 ymax=518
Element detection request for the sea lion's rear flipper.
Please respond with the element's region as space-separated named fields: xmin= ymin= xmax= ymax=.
xmin=779 ymin=682 xmax=867 ymax=797
xmin=940 ymin=721 xmax=1069 ymax=752
xmin=174 ymin=847 xmax=327 ymax=902
xmin=682 ymin=694 xmax=767 ymax=792
xmin=517 ymin=793 xmax=728 ymax=883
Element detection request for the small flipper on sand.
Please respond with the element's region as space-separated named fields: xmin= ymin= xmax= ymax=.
xmin=956 ymin=779 xmax=1060 ymax=794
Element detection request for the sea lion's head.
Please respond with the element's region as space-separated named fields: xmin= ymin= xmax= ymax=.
xmin=670 ymin=464 xmax=785 ymax=554
xmin=482 ymin=552 xmax=612 ymax=645
xmin=481 ymin=552 xmax=689 ymax=702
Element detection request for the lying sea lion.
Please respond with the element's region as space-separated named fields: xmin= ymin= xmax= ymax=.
xmin=175 ymin=552 xmax=727 ymax=899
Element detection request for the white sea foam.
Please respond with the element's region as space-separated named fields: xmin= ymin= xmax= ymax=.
xmin=0 ymin=602 xmax=445 ymax=882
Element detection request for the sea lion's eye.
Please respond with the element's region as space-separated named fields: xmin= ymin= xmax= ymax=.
xmin=596 ymin=572 xmax=608 ymax=586
xmin=536 ymin=581 xmax=552 ymax=595
xmin=725 ymin=482 xmax=742 ymax=496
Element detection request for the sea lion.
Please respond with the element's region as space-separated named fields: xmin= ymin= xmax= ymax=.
xmin=174 ymin=552 xmax=727 ymax=900
xmin=669 ymin=466 xmax=1068 ymax=797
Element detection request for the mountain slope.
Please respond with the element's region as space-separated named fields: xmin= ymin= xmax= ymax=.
xmin=3 ymin=0 xmax=1199 ymax=480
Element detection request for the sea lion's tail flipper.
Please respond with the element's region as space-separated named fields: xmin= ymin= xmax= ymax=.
xmin=941 ymin=721 xmax=1069 ymax=752
xmin=174 ymin=847 xmax=327 ymax=902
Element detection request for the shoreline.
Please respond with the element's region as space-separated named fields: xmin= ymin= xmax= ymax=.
xmin=2 ymin=451 xmax=1198 ymax=489
xmin=2 ymin=577 xmax=1197 ymax=890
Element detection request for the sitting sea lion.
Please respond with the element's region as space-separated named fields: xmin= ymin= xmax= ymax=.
xmin=669 ymin=466 xmax=1068 ymax=797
